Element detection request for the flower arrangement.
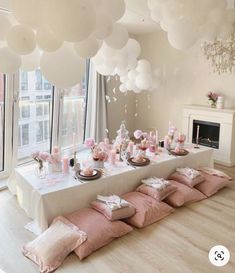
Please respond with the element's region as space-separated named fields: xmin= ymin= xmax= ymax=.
xmin=32 ymin=151 xmax=49 ymax=169
xmin=32 ymin=151 xmax=59 ymax=168
xmin=84 ymin=138 xmax=109 ymax=162
xmin=207 ymin=92 xmax=218 ymax=107
xmin=176 ymin=134 xmax=186 ymax=144
xmin=84 ymin=138 xmax=95 ymax=149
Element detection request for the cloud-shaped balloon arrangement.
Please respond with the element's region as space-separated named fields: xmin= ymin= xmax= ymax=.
xmin=148 ymin=0 xmax=235 ymax=50
xmin=0 ymin=0 xmax=159 ymax=93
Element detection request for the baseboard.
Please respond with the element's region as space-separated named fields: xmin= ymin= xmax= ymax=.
xmin=214 ymin=160 xmax=235 ymax=167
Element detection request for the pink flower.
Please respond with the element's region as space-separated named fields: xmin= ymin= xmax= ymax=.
xmin=85 ymin=138 xmax=95 ymax=148
xmin=134 ymin=130 xmax=142 ymax=139
xmin=39 ymin=152 xmax=50 ymax=162
xmin=31 ymin=151 xmax=40 ymax=159
xmin=142 ymin=132 xmax=149 ymax=140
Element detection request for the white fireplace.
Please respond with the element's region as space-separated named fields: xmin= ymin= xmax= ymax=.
xmin=182 ymin=105 xmax=235 ymax=167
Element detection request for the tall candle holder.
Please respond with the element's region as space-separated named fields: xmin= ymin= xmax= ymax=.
xmin=194 ymin=125 xmax=200 ymax=149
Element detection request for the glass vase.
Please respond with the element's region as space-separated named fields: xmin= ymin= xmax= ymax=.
xmin=35 ymin=165 xmax=47 ymax=179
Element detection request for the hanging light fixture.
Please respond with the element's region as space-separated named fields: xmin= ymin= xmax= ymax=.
xmin=202 ymin=1 xmax=235 ymax=75
xmin=202 ymin=24 xmax=235 ymax=74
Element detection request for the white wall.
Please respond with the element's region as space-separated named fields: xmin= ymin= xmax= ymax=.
xmin=135 ymin=30 xmax=235 ymax=140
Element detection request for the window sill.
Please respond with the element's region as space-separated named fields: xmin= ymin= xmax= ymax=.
xmin=0 ymin=179 xmax=7 ymax=191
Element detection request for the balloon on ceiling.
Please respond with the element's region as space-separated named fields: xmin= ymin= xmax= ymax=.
xmin=148 ymin=0 xmax=235 ymax=50
xmin=0 ymin=0 xmax=159 ymax=92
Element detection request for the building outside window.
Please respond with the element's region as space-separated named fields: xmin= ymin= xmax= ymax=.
xmin=18 ymin=70 xmax=53 ymax=162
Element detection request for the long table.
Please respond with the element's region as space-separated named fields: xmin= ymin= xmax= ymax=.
xmin=9 ymin=146 xmax=213 ymax=234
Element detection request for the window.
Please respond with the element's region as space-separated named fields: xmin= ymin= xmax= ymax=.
xmin=0 ymin=74 xmax=5 ymax=172
xmin=21 ymin=104 xmax=30 ymax=119
xmin=36 ymin=103 xmax=43 ymax=116
xmin=15 ymin=65 xmax=88 ymax=166
xmin=17 ymin=70 xmax=53 ymax=163
xmin=35 ymin=70 xmax=42 ymax=90
xmin=61 ymin=81 xmax=87 ymax=149
xmin=36 ymin=121 xmax=43 ymax=142
xmin=20 ymin=71 xmax=28 ymax=91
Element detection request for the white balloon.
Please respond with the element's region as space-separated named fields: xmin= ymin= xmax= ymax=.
xmin=128 ymin=58 xmax=138 ymax=70
xmin=36 ymin=27 xmax=63 ymax=52
xmin=12 ymin=0 xmax=47 ymax=28
xmin=120 ymin=75 xmax=128 ymax=83
xmin=128 ymin=70 xmax=138 ymax=80
xmin=136 ymin=59 xmax=151 ymax=73
xmin=116 ymin=68 xmax=128 ymax=77
xmin=46 ymin=0 xmax=96 ymax=42
xmin=95 ymin=64 xmax=114 ymax=76
xmin=125 ymin=80 xmax=135 ymax=91
xmin=119 ymin=83 xmax=127 ymax=93
xmin=21 ymin=47 xmax=41 ymax=71
xmin=167 ymin=19 xmax=198 ymax=50
xmin=135 ymin=73 xmax=152 ymax=90
xmin=93 ymin=12 xmax=113 ymax=39
xmin=116 ymin=57 xmax=128 ymax=71
xmin=0 ymin=14 xmax=12 ymax=41
xmin=105 ymin=23 xmax=129 ymax=49
xmin=91 ymin=52 xmax=104 ymax=65
xmin=150 ymin=4 xmax=162 ymax=23
xmin=74 ymin=36 xmax=99 ymax=58
xmin=103 ymin=0 xmax=126 ymax=21
xmin=40 ymin=44 xmax=86 ymax=88
xmin=7 ymin=25 xmax=36 ymax=55
xmin=0 ymin=47 xmax=21 ymax=74
xmin=100 ymin=43 xmax=116 ymax=58
xmin=126 ymin=39 xmax=141 ymax=59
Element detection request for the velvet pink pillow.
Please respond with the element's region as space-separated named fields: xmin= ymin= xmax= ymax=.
xmin=136 ymin=181 xmax=177 ymax=201
xmin=164 ymin=180 xmax=206 ymax=207
xmin=121 ymin=192 xmax=174 ymax=228
xmin=22 ymin=216 xmax=87 ymax=273
xmin=90 ymin=201 xmax=136 ymax=221
xmin=169 ymin=172 xmax=205 ymax=188
xmin=66 ymin=208 xmax=133 ymax=260
xmin=195 ymin=172 xmax=232 ymax=197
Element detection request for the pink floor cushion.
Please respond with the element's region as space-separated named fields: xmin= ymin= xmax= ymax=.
xmin=22 ymin=216 xmax=87 ymax=273
xmin=136 ymin=181 xmax=177 ymax=201
xmin=90 ymin=200 xmax=136 ymax=221
xmin=164 ymin=180 xmax=207 ymax=207
xmin=169 ymin=171 xmax=205 ymax=188
xmin=121 ymin=192 xmax=174 ymax=228
xmin=195 ymin=172 xmax=232 ymax=197
xmin=65 ymin=208 xmax=133 ymax=260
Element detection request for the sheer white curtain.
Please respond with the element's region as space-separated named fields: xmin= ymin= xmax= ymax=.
xmin=85 ymin=62 xmax=108 ymax=142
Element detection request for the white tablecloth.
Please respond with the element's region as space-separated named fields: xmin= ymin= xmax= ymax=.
xmin=10 ymin=146 xmax=213 ymax=234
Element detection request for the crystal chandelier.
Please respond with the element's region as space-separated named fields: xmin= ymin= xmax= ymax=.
xmin=202 ymin=28 xmax=235 ymax=74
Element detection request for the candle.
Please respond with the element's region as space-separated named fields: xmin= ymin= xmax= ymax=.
xmin=196 ymin=125 xmax=200 ymax=143
xmin=104 ymin=138 xmax=109 ymax=145
xmin=155 ymin=130 xmax=159 ymax=144
xmin=110 ymin=150 xmax=116 ymax=165
xmin=72 ymin=132 xmax=76 ymax=153
xmin=128 ymin=141 xmax=134 ymax=155
xmin=52 ymin=146 xmax=59 ymax=154
xmin=62 ymin=156 xmax=69 ymax=174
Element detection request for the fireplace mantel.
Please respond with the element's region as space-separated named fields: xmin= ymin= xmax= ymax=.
xmin=182 ymin=105 xmax=235 ymax=166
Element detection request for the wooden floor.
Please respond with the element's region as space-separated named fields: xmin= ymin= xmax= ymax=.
xmin=0 ymin=164 xmax=234 ymax=273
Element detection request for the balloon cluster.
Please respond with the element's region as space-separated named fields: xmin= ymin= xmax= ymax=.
xmin=0 ymin=0 xmax=130 ymax=88
xmin=92 ymin=37 xmax=160 ymax=93
xmin=148 ymin=0 xmax=235 ymax=50
xmin=119 ymin=60 xmax=160 ymax=94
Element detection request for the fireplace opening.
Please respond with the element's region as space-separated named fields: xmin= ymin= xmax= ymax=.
xmin=192 ymin=120 xmax=220 ymax=149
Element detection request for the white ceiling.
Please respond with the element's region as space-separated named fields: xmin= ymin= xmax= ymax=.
xmin=120 ymin=0 xmax=160 ymax=35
